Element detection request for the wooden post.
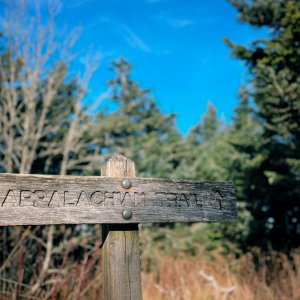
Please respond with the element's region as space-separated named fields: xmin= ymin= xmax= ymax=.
xmin=101 ymin=155 xmax=142 ymax=300
xmin=0 ymin=154 xmax=237 ymax=299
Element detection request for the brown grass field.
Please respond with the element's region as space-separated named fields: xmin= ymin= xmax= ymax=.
xmin=1 ymin=244 xmax=299 ymax=300
xmin=0 ymin=226 xmax=299 ymax=299
xmin=142 ymin=250 xmax=300 ymax=300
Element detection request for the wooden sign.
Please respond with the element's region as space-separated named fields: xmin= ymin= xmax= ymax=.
xmin=0 ymin=155 xmax=238 ymax=300
xmin=0 ymin=173 xmax=236 ymax=226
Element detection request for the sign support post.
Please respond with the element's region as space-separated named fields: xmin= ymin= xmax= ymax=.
xmin=0 ymin=154 xmax=237 ymax=299
xmin=101 ymin=155 xmax=142 ymax=300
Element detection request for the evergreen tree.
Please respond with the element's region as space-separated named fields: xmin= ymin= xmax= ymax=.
xmin=94 ymin=58 xmax=185 ymax=178
xmin=226 ymin=0 xmax=300 ymax=250
xmin=188 ymin=102 xmax=220 ymax=145
xmin=185 ymin=102 xmax=230 ymax=181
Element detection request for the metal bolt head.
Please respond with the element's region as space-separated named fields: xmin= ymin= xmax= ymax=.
xmin=121 ymin=178 xmax=132 ymax=189
xmin=122 ymin=209 xmax=133 ymax=220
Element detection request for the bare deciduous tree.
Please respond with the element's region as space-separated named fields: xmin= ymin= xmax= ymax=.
xmin=0 ymin=1 xmax=106 ymax=296
xmin=0 ymin=0 xmax=105 ymax=176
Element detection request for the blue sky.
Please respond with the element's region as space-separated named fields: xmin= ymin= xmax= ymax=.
xmin=2 ymin=0 xmax=267 ymax=134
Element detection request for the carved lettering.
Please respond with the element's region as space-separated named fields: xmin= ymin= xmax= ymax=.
xmin=134 ymin=192 xmax=145 ymax=206
xmin=165 ymin=193 xmax=177 ymax=207
xmin=2 ymin=190 xmax=18 ymax=207
xmin=48 ymin=190 xmax=63 ymax=207
xmin=212 ymin=190 xmax=224 ymax=210
xmin=75 ymin=191 xmax=89 ymax=206
xmin=90 ymin=191 xmax=104 ymax=206
xmin=190 ymin=193 xmax=203 ymax=207
xmin=104 ymin=191 xmax=114 ymax=206
xmin=0 ymin=188 xmax=226 ymax=209
xmin=62 ymin=191 xmax=70 ymax=205
xmin=178 ymin=193 xmax=190 ymax=207
xmin=155 ymin=192 xmax=185 ymax=207
xmin=154 ymin=192 xmax=164 ymax=206
xmin=113 ymin=192 xmax=122 ymax=206
xmin=121 ymin=192 xmax=133 ymax=206
xmin=20 ymin=190 xmax=34 ymax=207
xmin=34 ymin=190 xmax=47 ymax=207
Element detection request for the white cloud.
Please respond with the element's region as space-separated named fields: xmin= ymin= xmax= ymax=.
xmin=67 ymin=0 xmax=93 ymax=8
xmin=168 ymin=18 xmax=195 ymax=28
xmin=155 ymin=12 xmax=195 ymax=28
xmin=146 ymin=0 xmax=163 ymax=3
xmin=121 ymin=25 xmax=152 ymax=53
xmin=83 ymin=16 xmax=110 ymax=31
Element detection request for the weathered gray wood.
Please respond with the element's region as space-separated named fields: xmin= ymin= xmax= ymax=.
xmin=0 ymin=171 xmax=237 ymax=226
xmin=101 ymin=155 xmax=142 ymax=300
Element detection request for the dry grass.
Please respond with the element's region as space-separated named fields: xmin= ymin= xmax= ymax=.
xmin=142 ymin=250 xmax=300 ymax=300
xmin=0 ymin=230 xmax=300 ymax=299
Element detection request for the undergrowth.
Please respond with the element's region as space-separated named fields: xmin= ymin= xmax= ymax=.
xmin=0 ymin=225 xmax=299 ymax=299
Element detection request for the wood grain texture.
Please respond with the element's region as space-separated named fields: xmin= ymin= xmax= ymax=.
xmin=101 ymin=154 xmax=142 ymax=300
xmin=0 ymin=169 xmax=237 ymax=226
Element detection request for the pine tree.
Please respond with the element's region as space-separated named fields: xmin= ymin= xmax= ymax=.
xmin=226 ymin=0 xmax=300 ymax=250
xmin=185 ymin=102 xmax=230 ymax=181
xmin=179 ymin=102 xmax=251 ymax=252
xmin=188 ymin=102 xmax=220 ymax=145
xmin=94 ymin=58 xmax=185 ymax=178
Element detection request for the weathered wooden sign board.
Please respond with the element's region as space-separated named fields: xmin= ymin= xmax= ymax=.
xmin=0 ymin=174 xmax=236 ymax=226
xmin=0 ymin=154 xmax=237 ymax=300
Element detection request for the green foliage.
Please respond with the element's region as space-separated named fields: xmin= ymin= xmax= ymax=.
xmin=179 ymin=101 xmax=252 ymax=251
xmin=226 ymin=0 xmax=300 ymax=251
xmin=3 ymin=0 xmax=300 ymax=260
xmin=0 ymin=33 xmax=88 ymax=175
xmin=140 ymin=223 xmax=200 ymax=258
xmin=0 ymin=32 xmax=99 ymax=290
xmin=184 ymin=103 xmax=229 ymax=180
xmin=188 ymin=103 xmax=220 ymax=144
xmin=93 ymin=58 xmax=186 ymax=178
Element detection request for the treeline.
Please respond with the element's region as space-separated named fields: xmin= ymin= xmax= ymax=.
xmin=0 ymin=0 xmax=299 ymax=295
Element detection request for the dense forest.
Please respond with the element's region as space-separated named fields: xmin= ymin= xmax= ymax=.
xmin=0 ymin=0 xmax=299 ymax=298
